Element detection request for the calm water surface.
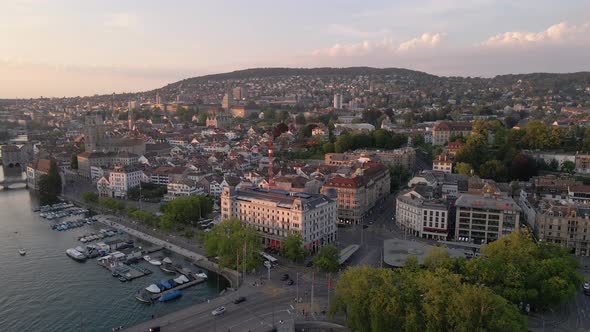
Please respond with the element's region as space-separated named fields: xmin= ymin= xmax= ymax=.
xmin=0 ymin=182 xmax=225 ymax=332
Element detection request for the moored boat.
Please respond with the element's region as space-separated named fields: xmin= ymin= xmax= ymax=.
xmin=145 ymin=284 xmax=161 ymax=293
xmin=66 ymin=248 xmax=87 ymax=262
xmin=158 ymin=290 xmax=182 ymax=302
xmin=18 ymin=248 xmax=26 ymax=256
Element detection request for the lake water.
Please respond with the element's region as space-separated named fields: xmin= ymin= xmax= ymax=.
xmin=0 ymin=186 xmax=226 ymax=332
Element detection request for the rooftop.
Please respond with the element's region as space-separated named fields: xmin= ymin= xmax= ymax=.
xmin=232 ymin=187 xmax=333 ymax=210
xmin=455 ymin=193 xmax=521 ymax=212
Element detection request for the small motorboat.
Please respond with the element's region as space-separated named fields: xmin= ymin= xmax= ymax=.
xmin=145 ymin=284 xmax=161 ymax=294
xmin=18 ymin=248 xmax=26 ymax=256
xmin=158 ymin=290 xmax=182 ymax=302
xmin=148 ymin=258 xmax=162 ymax=266
xmin=143 ymin=255 xmax=151 ymax=262
xmin=195 ymin=271 xmax=208 ymax=279
xmin=162 ymin=257 xmax=173 ymax=264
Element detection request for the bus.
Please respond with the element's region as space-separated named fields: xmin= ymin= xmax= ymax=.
xmin=260 ymin=252 xmax=278 ymax=265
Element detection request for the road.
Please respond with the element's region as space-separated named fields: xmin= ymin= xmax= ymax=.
xmin=125 ymin=263 xmax=333 ymax=332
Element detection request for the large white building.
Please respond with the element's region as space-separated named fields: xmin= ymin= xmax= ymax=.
xmin=221 ymin=187 xmax=338 ymax=252
xmin=97 ymin=167 xmax=146 ymax=199
xmin=396 ymin=189 xmax=449 ymax=240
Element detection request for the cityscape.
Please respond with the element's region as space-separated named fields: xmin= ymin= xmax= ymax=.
xmin=1 ymin=1 xmax=590 ymax=332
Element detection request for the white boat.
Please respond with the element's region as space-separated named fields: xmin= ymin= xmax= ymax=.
xmin=66 ymin=248 xmax=87 ymax=262
xmin=143 ymin=255 xmax=151 ymax=262
xmin=18 ymin=248 xmax=26 ymax=256
xmin=195 ymin=272 xmax=208 ymax=279
xmin=162 ymin=257 xmax=172 ymax=264
xmin=148 ymin=259 xmax=162 ymax=266
xmin=173 ymin=275 xmax=189 ymax=284
xmin=145 ymin=284 xmax=161 ymax=293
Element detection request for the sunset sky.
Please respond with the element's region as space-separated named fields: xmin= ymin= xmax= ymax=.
xmin=2 ymin=0 xmax=589 ymax=98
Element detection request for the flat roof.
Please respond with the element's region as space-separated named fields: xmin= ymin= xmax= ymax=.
xmin=339 ymin=244 xmax=360 ymax=265
xmin=383 ymin=239 xmax=465 ymax=268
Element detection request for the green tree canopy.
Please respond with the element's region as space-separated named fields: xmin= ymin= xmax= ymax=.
xmin=313 ymin=245 xmax=340 ymax=273
xmin=466 ymin=231 xmax=582 ymax=308
xmin=82 ymin=191 xmax=98 ymax=204
xmin=159 ymin=195 xmax=213 ymax=229
xmin=202 ymin=217 xmax=261 ymax=271
xmin=455 ymin=162 xmax=474 ymax=175
xmin=282 ymin=231 xmax=305 ymax=262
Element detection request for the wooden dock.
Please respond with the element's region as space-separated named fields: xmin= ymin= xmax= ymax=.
xmin=150 ymin=276 xmax=206 ymax=301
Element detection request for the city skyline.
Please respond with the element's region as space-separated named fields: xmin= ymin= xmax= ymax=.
xmin=2 ymin=0 xmax=590 ymax=98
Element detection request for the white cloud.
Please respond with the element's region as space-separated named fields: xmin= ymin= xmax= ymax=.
xmin=104 ymin=13 xmax=139 ymax=29
xmin=482 ymin=21 xmax=590 ymax=46
xmin=312 ymin=32 xmax=446 ymax=57
xmin=398 ymin=33 xmax=446 ymax=51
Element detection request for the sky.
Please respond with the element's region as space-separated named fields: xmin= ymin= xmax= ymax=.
xmin=1 ymin=0 xmax=589 ymax=98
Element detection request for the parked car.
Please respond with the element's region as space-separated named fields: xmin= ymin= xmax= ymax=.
xmin=233 ymin=296 xmax=246 ymax=304
xmin=583 ymin=282 xmax=590 ymax=295
xmin=148 ymin=327 xmax=160 ymax=332
xmin=280 ymin=274 xmax=289 ymax=281
xmin=212 ymin=306 xmax=226 ymax=316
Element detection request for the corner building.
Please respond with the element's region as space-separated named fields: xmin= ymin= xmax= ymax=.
xmin=221 ymin=187 xmax=338 ymax=252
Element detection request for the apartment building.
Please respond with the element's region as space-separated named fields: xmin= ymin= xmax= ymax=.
xmin=77 ymin=151 xmax=139 ymax=180
xmin=535 ymin=201 xmax=590 ymax=256
xmin=26 ymin=159 xmax=51 ymax=190
xmin=455 ymin=193 xmax=521 ymax=244
xmin=396 ymin=189 xmax=449 ymax=240
xmin=97 ymin=166 xmax=145 ymax=199
xmin=324 ymin=147 xmax=415 ymax=170
xmin=221 ymin=187 xmax=338 ymax=252
xmin=432 ymin=121 xmax=472 ymax=146
xmin=432 ymin=153 xmax=453 ymax=173
xmin=321 ymin=161 xmax=390 ymax=224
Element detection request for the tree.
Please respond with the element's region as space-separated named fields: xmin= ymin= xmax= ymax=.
xmin=466 ymin=231 xmax=583 ymax=308
xmin=510 ymin=153 xmax=538 ymax=180
xmin=479 ymin=160 xmax=508 ymax=182
xmin=99 ymin=197 xmax=125 ymax=211
xmin=282 ymin=232 xmax=305 ymax=262
xmin=202 ymin=217 xmax=261 ymax=271
xmin=455 ymin=162 xmax=474 ymax=175
xmin=561 ymin=160 xmax=575 ymax=174
xmin=70 ymin=154 xmax=78 ymax=170
xmin=38 ymin=159 xmax=62 ymax=205
xmin=295 ymin=113 xmax=306 ymax=125
xmin=160 ymin=195 xmax=213 ymax=229
xmin=323 ymin=142 xmax=335 ymax=154
xmin=272 ymin=122 xmax=289 ymax=138
xmin=313 ymin=245 xmax=339 ymax=273
xmin=82 ymin=191 xmax=98 ymax=204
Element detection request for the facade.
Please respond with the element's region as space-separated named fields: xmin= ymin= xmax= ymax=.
xmin=535 ymin=202 xmax=590 ymax=256
xmin=333 ymin=93 xmax=343 ymax=109
xmin=432 ymin=121 xmax=472 ymax=146
xmin=321 ymin=161 xmax=390 ymax=224
xmin=396 ymin=189 xmax=449 ymax=240
xmin=26 ymin=159 xmax=51 ymax=190
xmin=575 ymin=154 xmax=590 ymax=174
xmin=77 ymin=151 xmax=139 ymax=180
xmin=206 ymin=107 xmax=233 ymax=129
xmin=221 ymin=187 xmax=338 ymax=252
xmin=97 ymin=167 xmax=145 ymax=199
xmin=432 ymin=153 xmax=453 ymax=173
xmin=230 ymin=105 xmax=260 ymax=118
xmin=1 ymin=144 xmax=26 ymax=168
xmin=232 ymin=86 xmax=248 ymax=101
xmin=455 ymin=193 xmax=521 ymax=244
xmin=324 ymin=148 xmax=415 ymax=170
xmin=164 ymin=179 xmax=204 ymax=201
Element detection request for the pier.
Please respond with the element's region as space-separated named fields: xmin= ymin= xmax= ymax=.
xmin=150 ymin=276 xmax=206 ymax=301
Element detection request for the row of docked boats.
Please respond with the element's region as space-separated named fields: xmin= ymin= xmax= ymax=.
xmin=52 ymin=218 xmax=92 ymax=231
xmin=78 ymin=228 xmax=117 ymax=243
xmin=41 ymin=207 xmax=89 ymax=220
xmin=34 ymin=202 xmax=73 ymax=213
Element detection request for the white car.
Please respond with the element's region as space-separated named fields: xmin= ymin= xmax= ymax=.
xmin=212 ymin=306 xmax=226 ymax=316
